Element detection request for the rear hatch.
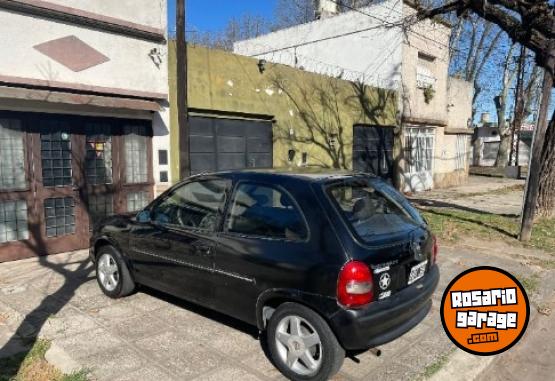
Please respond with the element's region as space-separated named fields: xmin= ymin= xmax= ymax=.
xmin=325 ymin=177 xmax=434 ymax=300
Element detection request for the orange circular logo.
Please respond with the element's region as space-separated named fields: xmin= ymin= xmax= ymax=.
xmin=441 ymin=267 xmax=529 ymax=355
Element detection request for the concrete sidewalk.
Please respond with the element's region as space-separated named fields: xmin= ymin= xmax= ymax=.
xmin=1 ymin=237 xmax=552 ymax=381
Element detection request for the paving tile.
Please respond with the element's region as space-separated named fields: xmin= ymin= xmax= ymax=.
xmin=152 ymin=307 xmax=229 ymax=341
xmin=85 ymin=346 xmax=146 ymax=381
xmin=111 ymin=313 xmax=168 ymax=341
xmin=340 ymin=350 xmax=382 ymax=379
xmin=134 ymin=330 xmax=223 ymax=379
xmin=206 ymin=327 xmax=261 ymax=358
xmin=55 ymin=328 xmax=124 ymax=360
xmin=39 ymin=307 xmax=97 ymax=340
xmin=199 ymin=366 xmax=265 ymax=381
xmin=112 ymin=366 xmax=176 ymax=381
xmin=242 ymin=348 xmax=282 ymax=379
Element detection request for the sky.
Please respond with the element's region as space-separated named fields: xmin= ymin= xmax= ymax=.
xmin=167 ymin=0 xmax=277 ymax=35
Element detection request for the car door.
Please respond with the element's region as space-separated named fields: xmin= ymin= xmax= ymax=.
xmin=213 ymin=181 xmax=314 ymax=324
xmin=128 ymin=177 xmax=230 ymax=307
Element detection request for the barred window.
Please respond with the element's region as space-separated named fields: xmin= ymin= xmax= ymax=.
xmin=88 ymin=194 xmax=114 ymax=228
xmin=0 ymin=200 xmax=29 ymax=243
xmin=0 ymin=119 xmax=26 ymax=190
xmin=44 ymin=197 xmax=75 ymax=237
xmin=124 ymin=125 xmax=148 ymax=183
xmin=41 ymin=131 xmax=72 ymax=187
xmin=127 ymin=191 xmax=150 ymax=213
xmin=86 ymin=124 xmax=113 ymax=184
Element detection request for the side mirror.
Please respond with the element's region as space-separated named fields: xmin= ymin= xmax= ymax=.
xmin=136 ymin=210 xmax=152 ymax=223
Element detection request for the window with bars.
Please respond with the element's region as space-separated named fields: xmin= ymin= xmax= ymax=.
xmin=127 ymin=191 xmax=150 ymax=212
xmin=41 ymin=131 xmax=72 ymax=187
xmin=0 ymin=119 xmax=26 ymax=190
xmin=124 ymin=125 xmax=148 ymax=183
xmin=404 ymin=128 xmax=434 ymax=174
xmin=44 ymin=197 xmax=75 ymax=237
xmin=88 ymin=194 xmax=114 ymax=229
xmin=86 ymin=124 xmax=113 ymax=184
xmin=0 ymin=200 xmax=29 ymax=243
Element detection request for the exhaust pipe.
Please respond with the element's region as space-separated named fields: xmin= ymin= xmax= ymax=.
xmin=369 ymin=348 xmax=382 ymax=357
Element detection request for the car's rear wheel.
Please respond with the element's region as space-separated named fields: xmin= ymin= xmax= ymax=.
xmin=267 ymin=303 xmax=345 ymax=381
xmin=96 ymin=245 xmax=135 ymax=298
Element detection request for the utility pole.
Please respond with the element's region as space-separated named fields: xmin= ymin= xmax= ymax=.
xmin=176 ymin=0 xmax=190 ymax=179
xmin=519 ymin=42 xmax=554 ymax=241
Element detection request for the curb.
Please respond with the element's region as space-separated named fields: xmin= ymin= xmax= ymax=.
xmin=428 ymin=350 xmax=494 ymax=381
xmin=45 ymin=342 xmax=82 ymax=375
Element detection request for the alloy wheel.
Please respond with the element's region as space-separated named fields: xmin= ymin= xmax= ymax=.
xmin=275 ymin=315 xmax=323 ymax=376
xmin=97 ymin=253 xmax=120 ymax=292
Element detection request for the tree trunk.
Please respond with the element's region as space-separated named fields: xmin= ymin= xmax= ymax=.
xmin=496 ymin=132 xmax=511 ymax=167
xmin=537 ymin=110 xmax=555 ymax=217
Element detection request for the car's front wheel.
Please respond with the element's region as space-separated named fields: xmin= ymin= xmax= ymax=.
xmin=96 ymin=245 xmax=135 ymax=298
xmin=267 ymin=303 xmax=345 ymax=381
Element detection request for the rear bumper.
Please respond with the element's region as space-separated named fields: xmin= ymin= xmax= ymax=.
xmin=329 ymin=264 xmax=439 ymax=350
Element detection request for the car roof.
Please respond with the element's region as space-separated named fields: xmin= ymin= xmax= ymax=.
xmin=190 ymin=168 xmax=374 ymax=184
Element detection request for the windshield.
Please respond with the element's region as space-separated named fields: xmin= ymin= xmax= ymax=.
xmin=327 ymin=178 xmax=424 ymax=242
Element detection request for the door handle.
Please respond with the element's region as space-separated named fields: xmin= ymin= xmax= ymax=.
xmin=194 ymin=245 xmax=212 ymax=257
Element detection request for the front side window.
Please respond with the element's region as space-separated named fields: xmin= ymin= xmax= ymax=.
xmin=124 ymin=125 xmax=148 ymax=184
xmin=226 ymin=183 xmax=307 ymax=240
xmin=152 ymin=180 xmax=228 ymax=232
xmin=0 ymin=119 xmax=26 ymax=190
xmin=328 ymin=179 xmax=421 ymax=242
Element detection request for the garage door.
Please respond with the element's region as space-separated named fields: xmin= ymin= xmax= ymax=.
xmin=353 ymin=125 xmax=394 ymax=182
xmin=189 ymin=117 xmax=273 ymax=174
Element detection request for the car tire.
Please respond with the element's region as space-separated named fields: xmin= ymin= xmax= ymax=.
xmin=267 ymin=302 xmax=345 ymax=381
xmin=95 ymin=245 xmax=135 ymax=298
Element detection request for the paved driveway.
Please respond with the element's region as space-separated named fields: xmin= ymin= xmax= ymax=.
xmin=1 ymin=236 xmax=549 ymax=381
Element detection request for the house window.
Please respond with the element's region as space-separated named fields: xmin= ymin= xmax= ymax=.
xmin=88 ymin=194 xmax=114 ymax=228
xmin=0 ymin=200 xmax=29 ymax=243
xmin=416 ymin=52 xmax=437 ymax=89
xmin=0 ymin=119 xmax=26 ymax=190
xmin=44 ymin=197 xmax=75 ymax=237
xmin=127 ymin=191 xmax=150 ymax=212
xmin=158 ymin=150 xmax=168 ymax=165
xmin=41 ymin=131 xmax=72 ymax=187
xmin=86 ymin=124 xmax=113 ymax=184
xmin=160 ymin=171 xmax=169 ymax=183
xmin=124 ymin=125 xmax=148 ymax=184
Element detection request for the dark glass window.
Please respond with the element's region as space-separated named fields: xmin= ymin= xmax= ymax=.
xmin=0 ymin=200 xmax=29 ymax=243
xmin=88 ymin=194 xmax=114 ymax=228
xmin=0 ymin=119 xmax=26 ymax=190
xmin=44 ymin=197 xmax=75 ymax=237
xmin=160 ymin=171 xmax=169 ymax=183
xmin=327 ymin=179 xmax=422 ymax=242
xmin=41 ymin=131 xmax=72 ymax=187
xmin=124 ymin=125 xmax=148 ymax=183
xmin=127 ymin=191 xmax=150 ymax=212
xmin=85 ymin=124 xmax=113 ymax=184
xmin=152 ymin=180 xmax=228 ymax=232
xmin=226 ymin=184 xmax=307 ymax=240
xmin=158 ymin=150 xmax=168 ymax=165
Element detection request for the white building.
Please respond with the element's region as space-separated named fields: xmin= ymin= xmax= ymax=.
xmin=234 ymin=0 xmax=474 ymax=193
xmin=0 ymin=0 xmax=170 ymax=261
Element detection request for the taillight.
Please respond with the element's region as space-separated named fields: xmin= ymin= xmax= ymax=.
xmin=337 ymin=261 xmax=374 ymax=308
xmin=432 ymin=235 xmax=439 ymax=264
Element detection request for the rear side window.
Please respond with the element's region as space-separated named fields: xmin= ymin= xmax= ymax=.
xmin=328 ymin=180 xmax=421 ymax=242
xmin=226 ymin=183 xmax=308 ymax=241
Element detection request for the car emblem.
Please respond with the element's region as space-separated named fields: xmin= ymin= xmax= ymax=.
xmin=379 ymin=272 xmax=391 ymax=290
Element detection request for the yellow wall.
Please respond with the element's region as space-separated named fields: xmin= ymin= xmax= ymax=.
xmin=169 ymin=42 xmax=398 ymax=181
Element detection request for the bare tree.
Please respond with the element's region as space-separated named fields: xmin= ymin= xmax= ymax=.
xmin=414 ymin=0 xmax=554 ymax=235
xmin=494 ymin=43 xmax=517 ymax=167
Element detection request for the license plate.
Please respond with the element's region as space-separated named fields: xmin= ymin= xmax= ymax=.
xmin=408 ymin=261 xmax=428 ymax=285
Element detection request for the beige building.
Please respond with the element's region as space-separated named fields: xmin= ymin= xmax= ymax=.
xmin=234 ymin=0 xmax=474 ymax=192
xmin=0 ymin=0 xmax=169 ymax=261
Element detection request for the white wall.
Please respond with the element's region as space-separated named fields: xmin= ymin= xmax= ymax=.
xmin=0 ymin=12 xmax=168 ymax=95
xmin=46 ymin=0 xmax=166 ymax=29
xmin=234 ymin=0 xmax=403 ymax=89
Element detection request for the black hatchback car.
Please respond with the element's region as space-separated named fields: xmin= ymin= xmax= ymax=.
xmin=90 ymin=170 xmax=439 ymax=381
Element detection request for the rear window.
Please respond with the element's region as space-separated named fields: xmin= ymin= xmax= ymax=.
xmin=327 ymin=179 xmax=423 ymax=242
